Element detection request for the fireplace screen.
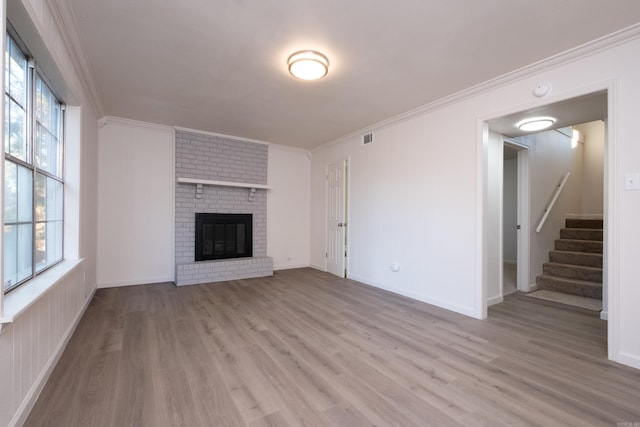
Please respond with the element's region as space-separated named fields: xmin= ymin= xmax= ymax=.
xmin=195 ymin=213 xmax=252 ymax=261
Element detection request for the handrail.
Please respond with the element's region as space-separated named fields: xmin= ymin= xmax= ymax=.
xmin=536 ymin=172 xmax=570 ymax=233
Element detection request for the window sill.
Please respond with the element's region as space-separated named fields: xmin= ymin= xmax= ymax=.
xmin=1 ymin=259 xmax=84 ymax=331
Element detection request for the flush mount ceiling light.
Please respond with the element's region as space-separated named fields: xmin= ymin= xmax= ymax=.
xmin=516 ymin=116 xmax=556 ymax=132
xmin=288 ymin=50 xmax=329 ymax=80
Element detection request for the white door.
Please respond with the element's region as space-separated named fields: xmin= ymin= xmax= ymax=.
xmin=327 ymin=160 xmax=347 ymax=277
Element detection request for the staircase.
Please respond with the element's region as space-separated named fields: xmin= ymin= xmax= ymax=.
xmin=536 ymin=218 xmax=603 ymax=299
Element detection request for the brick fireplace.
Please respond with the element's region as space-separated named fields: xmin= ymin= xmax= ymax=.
xmin=174 ymin=129 xmax=273 ymax=286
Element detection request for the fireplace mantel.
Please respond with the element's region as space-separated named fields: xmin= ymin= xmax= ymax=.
xmin=177 ymin=177 xmax=271 ymax=190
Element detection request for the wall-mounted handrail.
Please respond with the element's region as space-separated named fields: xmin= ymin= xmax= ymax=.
xmin=536 ymin=172 xmax=570 ymax=233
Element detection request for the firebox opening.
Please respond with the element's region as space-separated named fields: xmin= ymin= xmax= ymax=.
xmin=195 ymin=213 xmax=253 ymax=261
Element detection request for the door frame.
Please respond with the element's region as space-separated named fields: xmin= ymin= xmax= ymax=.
xmin=477 ymin=81 xmax=620 ymax=364
xmin=504 ymin=138 xmax=531 ymax=294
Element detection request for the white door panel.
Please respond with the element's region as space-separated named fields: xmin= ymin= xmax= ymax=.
xmin=327 ymin=160 xmax=346 ymax=277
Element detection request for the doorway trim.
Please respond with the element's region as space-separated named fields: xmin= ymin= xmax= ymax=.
xmin=477 ymin=80 xmax=620 ymax=364
xmin=504 ymin=138 xmax=531 ymax=293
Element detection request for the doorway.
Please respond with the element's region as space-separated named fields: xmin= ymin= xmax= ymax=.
xmin=502 ymin=140 xmax=531 ymax=298
xmin=502 ymin=144 xmax=519 ymax=296
xmin=327 ymin=159 xmax=348 ymax=278
xmin=483 ymin=90 xmax=608 ymax=313
xmin=485 ymin=136 xmax=530 ymax=305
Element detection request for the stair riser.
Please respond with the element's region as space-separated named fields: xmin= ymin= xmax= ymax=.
xmin=565 ymin=219 xmax=603 ymax=229
xmin=549 ymin=251 xmax=603 ymax=268
xmin=543 ymin=263 xmax=602 ymax=282
xmin=560 ymin=228 xmax=603 ymax=241
xmin=536 ymin=276 xmax=602 ymax=299
xmin=555 ymin=240 xmax=602 ymax=254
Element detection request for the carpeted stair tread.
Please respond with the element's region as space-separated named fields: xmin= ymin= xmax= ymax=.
xmin=536 ymin=275 xmax=603 ymax=299
xmin=542 ymin=262 xmax=602 ymax=282
xmin=565 ymin=218 xmax=603 ymax=229
xmin=537 ymin=217 xmax=604 ymax=300
xmin=554 ymin=239 xmax=602 ymax=254
xmin=549 ymin=250 xmax=603 ymax=268
xmin=559 ymin=228 xmax=603 ymax=241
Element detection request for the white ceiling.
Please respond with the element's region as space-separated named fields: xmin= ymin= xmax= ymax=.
xmin=488 ymin=91 xmax=608 ymax=138
xmin=62 ymin=0 xmax=640 ymax=149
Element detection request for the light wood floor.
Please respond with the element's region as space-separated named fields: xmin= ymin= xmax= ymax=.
xmin=25 ymin=268 xmax=640 ymax=426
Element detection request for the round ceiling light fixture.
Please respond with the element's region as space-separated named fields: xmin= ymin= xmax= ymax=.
xmin=516 ymin=116 xmax=557 ymax=132
xmin=288 ymin=50 xmax=329 ymax=80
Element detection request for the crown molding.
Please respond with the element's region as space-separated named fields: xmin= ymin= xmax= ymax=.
xmin=100 ymin=116 xmax=174 ymax=133
xmin=48 ymin=0 xmax=104 ymax=117
xmin=174 ymin=126 xmax=271 ymax=146
xmin=268 ymin=142 xmax=312 ymax=155
xmin=313 ymin=23 xmax=640 ymax=152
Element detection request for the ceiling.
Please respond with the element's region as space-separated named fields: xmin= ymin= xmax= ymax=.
xmin=61 ymin=0 xmax=640 ymax=149
xmin=488 ymin=91 xmax=608 ymax=138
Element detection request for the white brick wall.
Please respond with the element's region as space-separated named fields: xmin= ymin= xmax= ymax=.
xmin=175 ymin=131 xmax=273 ymax=285
xmin=175 ymin=131 xmax=267 ymax=183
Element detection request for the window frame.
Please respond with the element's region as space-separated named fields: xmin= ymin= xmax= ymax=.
xmin=3 ymin=27 xmax=65 ymax=294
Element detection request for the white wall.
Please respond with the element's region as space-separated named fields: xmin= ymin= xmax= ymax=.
xmin=515 ymin=128 xmax=584 ymax=286
xmin=267 ymin=145 xmax=311 ymax=270
xmin=96 ymin=119 xmax=312 ymax=282
xmin=0 ymin=0 xmax=100 ymax=425
xmin=576 ymin=120 xmax=605 ymax=214
xmin=312 ymin=115 xmax=480 ymax=316
xmin=503 ymin=157 xmax=518 ymax=262
xmin=96 ymin=118 xmax=175 ymax=287
xmin=310 ymin=31 xmax=640 ymax=369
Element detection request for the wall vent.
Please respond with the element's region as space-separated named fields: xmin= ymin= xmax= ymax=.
xmin=362 ymin=132 xmax=374 ymax=145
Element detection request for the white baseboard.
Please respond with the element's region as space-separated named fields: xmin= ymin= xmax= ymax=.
xmin=600 ymin=310 xmax=608 ymax=320
xmin=273 ymin=263 xmax=310 ymax=271
xmin=488 ymin=295 xmax=504 ymax=306
xmin=616 ymin=351 xmax=640 ymax=370
xmin=347 ymin=273 xmax=478 ymax=318
xmin=309 ymin=263 xmax=326 ymax=272
xmin=11 ymin=287 xmax=96 ymax=427
xmin=97 ymin=276 xmax=175 ymax=288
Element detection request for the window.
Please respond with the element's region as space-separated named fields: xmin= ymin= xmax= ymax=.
xmin=4 ymin=31 xmax=64 ymax=292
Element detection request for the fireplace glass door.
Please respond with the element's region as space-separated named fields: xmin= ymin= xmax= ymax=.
xmin=195 ymin=213 xmax=252 ymax=261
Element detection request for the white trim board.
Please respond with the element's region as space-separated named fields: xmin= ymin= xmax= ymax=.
xmin=348 ymin=273 xmax=478 ymax=318
xmin=98 ymin=116 xmax=174 ymax=132
xmin=97 ymin=276 xmax=176 ymax=289
xmin=273 ymin=264 xmax=311 ymax=271
xmin=47 ymin=0 xmax=104 ymax=116
xmin=176 ymin=177 xmax=271 ymax=190
xmin=174 ymin=126 xmax=271 ymax=146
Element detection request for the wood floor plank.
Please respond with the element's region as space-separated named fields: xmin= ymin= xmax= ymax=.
xmin=173 ymin=317 xmax=246 ymax=426
xmin=247 ymin=411 xmax=290 ymax=427
xmin=256 ymin=329 xmax=344 ymax=411
xmin=110 ymin=312 xmax=160 ymax=427
xmin=322 ymin=402 xmax=376 ymax=427
xmin=24 ymin=268 xmax=640 ymax=427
